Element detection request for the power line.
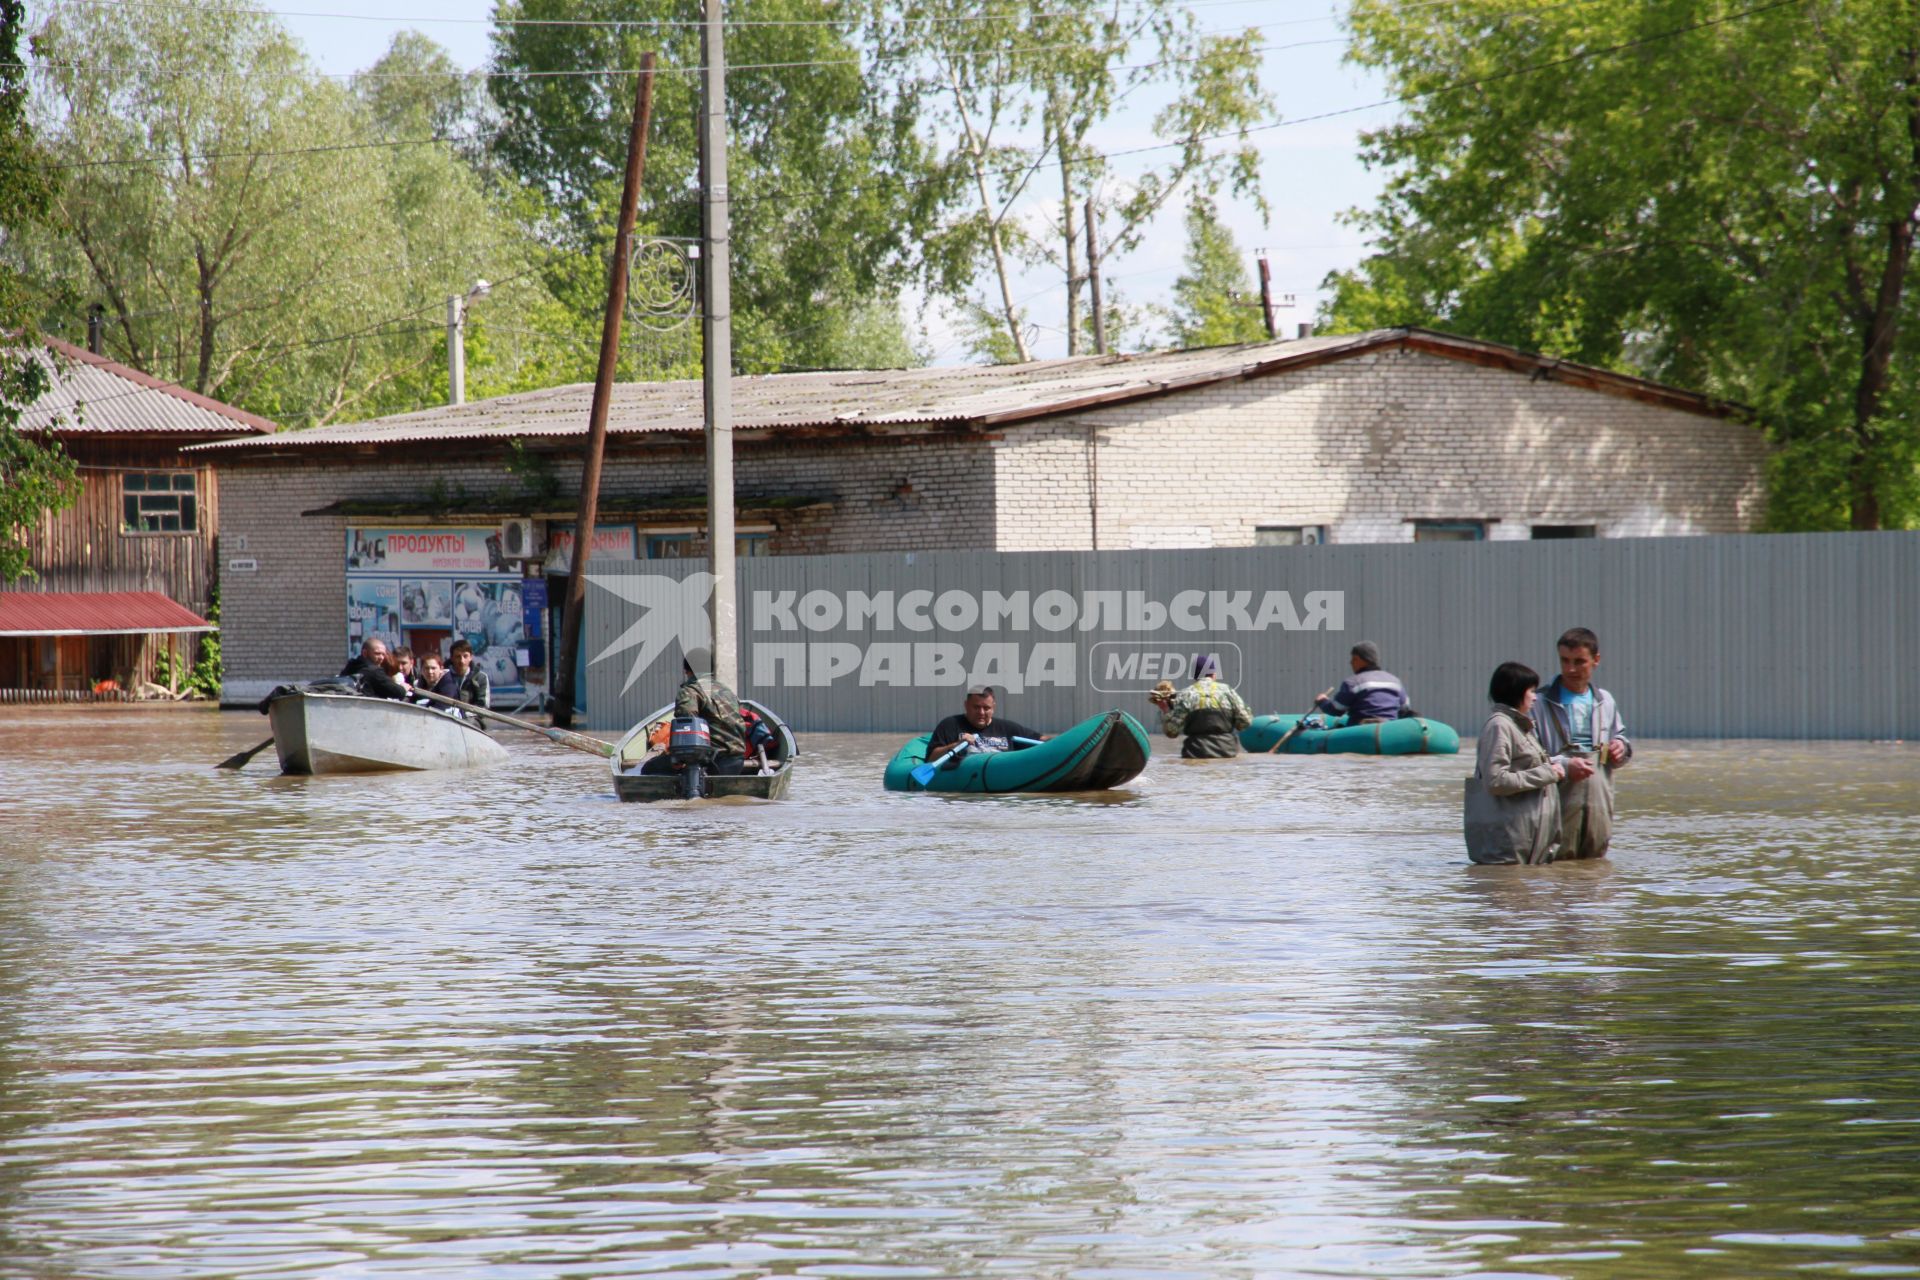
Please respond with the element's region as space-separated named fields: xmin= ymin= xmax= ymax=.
xmin=46 ymin=0 xmax=1305 ymax=32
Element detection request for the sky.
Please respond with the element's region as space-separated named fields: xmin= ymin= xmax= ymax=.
xmin=156 ymin=0 xmax=1400 ymax=364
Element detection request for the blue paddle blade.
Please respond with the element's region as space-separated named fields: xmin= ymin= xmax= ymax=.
xmin=909 ymin=760 xmax=939 ymax=786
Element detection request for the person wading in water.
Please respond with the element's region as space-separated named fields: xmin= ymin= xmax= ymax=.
xmin=1153 ymin=655 xmax=1253 ymax=759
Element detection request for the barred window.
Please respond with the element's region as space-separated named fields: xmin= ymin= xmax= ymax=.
xmin=123 ymin=472 xmax=198 ymax=534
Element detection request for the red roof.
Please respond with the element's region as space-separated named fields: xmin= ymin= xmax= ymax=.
xmin=0 ymin=591 xmax=214 ymax=637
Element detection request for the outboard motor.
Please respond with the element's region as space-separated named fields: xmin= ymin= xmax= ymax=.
xmin=667 ymin=715 xmax=715 ymax=799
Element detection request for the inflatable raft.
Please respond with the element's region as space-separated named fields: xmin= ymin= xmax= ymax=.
xmin=1240 ymin=713 xmax=1460 ymax=756
xmin=884 ymin=710 xmax=1151 ymax=793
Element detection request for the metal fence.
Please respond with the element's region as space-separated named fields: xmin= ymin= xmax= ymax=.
xmin=584 ymin=532 xmax=1920 ymax=740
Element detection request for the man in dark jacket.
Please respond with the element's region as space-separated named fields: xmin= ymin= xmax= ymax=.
xmin=448 ymin=639 xmax=491 ymax=709
xmin=1315 ymin=641 xmax=1410 ymax=724
xmin=642 ymin=645 xmax=748 ymax=775
xmin=340 ymin=637 xmax=389 ymax=679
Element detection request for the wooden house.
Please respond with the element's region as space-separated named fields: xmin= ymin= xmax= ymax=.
xmin=0 ymin=338 xmax=275 ymax=698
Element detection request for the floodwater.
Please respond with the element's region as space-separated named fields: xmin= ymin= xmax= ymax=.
xmin=1 ymin=708 xmax=1918 ymax=1280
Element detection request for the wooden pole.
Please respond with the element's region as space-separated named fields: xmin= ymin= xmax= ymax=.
xmin=552 ymin=54 xmax=657 ymax=730
xmin=1257 ymin=256 xmax=1278 ymax=340
xmin=702 ymin=0 xmax=738 ymax=689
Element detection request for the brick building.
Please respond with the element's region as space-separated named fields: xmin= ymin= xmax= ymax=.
xmin=2 ymin=339 xmax=274 ymax=698
xmin=196 ymin=328 xmax=1767 ymax=704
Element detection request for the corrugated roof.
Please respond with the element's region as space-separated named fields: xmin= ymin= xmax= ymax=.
xmin=0 ymin=591 xmax=215 ymax=637
xmin=186 ymin=327 xmax=1741 ymax=455
xmin=16 ymin=338 xmax=279 ymax=436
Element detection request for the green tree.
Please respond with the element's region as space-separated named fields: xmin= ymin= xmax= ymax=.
xmin=18 ymin=9 xmax=550 ymax=426
xmin=1325 ymin=0 xmax=1920 ymax=530
xmin=0 ymin=0 xmax=77 ymax=583
xmin=490 ymin=0 xmax=956 ymax=375
xmin=882 ymin=0 xmax=1271 ymax=361
xmin=1166 ymin=198 xmax=1266 ymax=348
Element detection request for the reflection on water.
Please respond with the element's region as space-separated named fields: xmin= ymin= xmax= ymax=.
xmin=1 ymin=708 xmax=1918 ymax=1278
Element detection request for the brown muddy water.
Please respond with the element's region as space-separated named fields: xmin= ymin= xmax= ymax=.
xmin=1 ymin=707 xmax=1918 ymax=1279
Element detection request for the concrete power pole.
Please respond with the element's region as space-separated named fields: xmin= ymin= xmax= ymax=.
xmin=446 ymin=295 xmax=466 ymax=405
xmin=702 ymin=0 xmax=738 ymax=689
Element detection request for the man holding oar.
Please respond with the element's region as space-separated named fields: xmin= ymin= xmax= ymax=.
xmin=926 ymin=685 xmax=1047 ymax=767
xmin=1152 ymin=654 xmax=1253 ymax=759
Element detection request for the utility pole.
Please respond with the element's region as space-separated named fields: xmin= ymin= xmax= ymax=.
xmin=86 ymin=303 xmax=104 ymax=354
xmin=1085 ymin=199 xmax=1106 ymax=356
xmin=446 ymin=295 xmax=466 ymax=405
xmin=701 ymin=0 xmax=738 ymax=689
xmin=552 ymin=54 xmax=657 ymax=729
xmin=445 ymin=280 xmax=491 ymax=406
xmin=1257 ymin=256 xmax=1278 ymax=340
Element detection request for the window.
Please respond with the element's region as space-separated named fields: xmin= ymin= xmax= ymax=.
xmin=1532 ymin=524 xmax=1597 ymax=539
xmin=646 ymin=533 xmax=693 ymax=559
xmin=1254 ymin=525 xmax=1326 ymax=547
xmin=737 ymin=532 xmax=772 ymax=558
xmin=1412 ymin=520 xmax=1486 ymax=542
xmin=122 ymin=471 xmax=197 ymax=533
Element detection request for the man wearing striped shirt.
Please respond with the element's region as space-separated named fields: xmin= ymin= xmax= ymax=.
xmin=1315 ymin=641 xmax=1410 ymax=724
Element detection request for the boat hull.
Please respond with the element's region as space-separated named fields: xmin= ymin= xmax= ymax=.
xmin=609 ymin=699 xmax=797 ymax=802
xmin=268 ymin=691 xmax=509 ymax=774
xmin=1240 ymin=713 xmax=1461 ymax=755
xmin=883 ymin=710 xmax=1151 ymax=793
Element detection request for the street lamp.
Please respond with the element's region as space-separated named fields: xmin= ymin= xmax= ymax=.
xmin=445 ymin=278 xmax=492 ymax=406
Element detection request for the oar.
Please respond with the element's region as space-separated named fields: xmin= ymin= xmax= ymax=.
xmin=215 ymin=738 xmax=276 ymax=770
xmin=1011 ymin=735 xmax=1046 ymax=748
xmin=911 ymin=737 xmax=974 ymax=786
xmin=1267 ymin=691 xmax=1333 ymax=754
xmin=410 ymin=686 xmax=614 ymax=759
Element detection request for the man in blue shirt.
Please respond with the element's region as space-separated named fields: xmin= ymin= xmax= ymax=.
xmin=1533 ymin=626 xmax=1633 ymax=859
xmin=1315 ymin=641 xmax=1410 ymax=724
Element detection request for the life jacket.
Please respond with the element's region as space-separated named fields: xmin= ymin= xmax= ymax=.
xmin=740 ymin=707 xmax=776 ymax=754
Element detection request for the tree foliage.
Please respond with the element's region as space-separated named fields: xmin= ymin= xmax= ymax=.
xmin=491 ymin=0 xmax=951 ymax=374
xmin=0 ymin=0 xmax=77 ymax=583
xmin=1166 ymin=197 xmax=1266 ymax=348
xmin=17 ymin=7 xmax=551 ymax=426
xmin=1325 ymin=0 xmax=1920 ymax=529
xmin=878 ymin=0 xmax=1270 ymax=362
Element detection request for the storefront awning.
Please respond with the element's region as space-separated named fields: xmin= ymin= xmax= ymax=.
xmin=0 ymin=592 xmax=215 ymax=638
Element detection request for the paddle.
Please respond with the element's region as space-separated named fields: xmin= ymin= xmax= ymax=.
xmin=1010 ymin=735 xmax=1045 ymax=748
xmin=409 ymin=686 xmax=615 ymax=759
xmin=1267 ymin=690 xmax=1334 ymax=754
xmin=215 ymin=738 xmax=276 ymax=770
xmin=911 ymin=737 xmax=974 ymax=786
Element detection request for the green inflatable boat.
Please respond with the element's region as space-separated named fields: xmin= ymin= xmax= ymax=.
xmin=1240 ymin=713 xmax=1461 ymax=756
xmin=884 ymin=710 xmax=1152 ymax=793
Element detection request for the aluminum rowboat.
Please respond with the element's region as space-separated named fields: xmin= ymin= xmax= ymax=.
xmin=268 ymin=688 xmax=508 ymax=775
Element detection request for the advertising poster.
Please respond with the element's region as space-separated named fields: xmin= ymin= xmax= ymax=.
xmin=401 ymin=579 xmax=453 ymax=626
xmin=544 ymin=524 xmax=637 ymax=576
xmin=453 ymin=580 xmax=529 ymax=690
xmin=346 ymin=578 xmax=402 ymax=655
xmin=346 ymin=527 xmax=506 ymax=574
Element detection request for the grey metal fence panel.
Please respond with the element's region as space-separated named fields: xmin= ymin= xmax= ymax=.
xmin=582 ymin=532 xmax=1920 ymax=740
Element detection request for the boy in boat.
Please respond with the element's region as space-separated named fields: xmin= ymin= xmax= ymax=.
xmin=1531 ymin=626 xmax=1631 ymax=859
xmin=926 ymin=685 xmax=1047 ymax=764
xmin=447 ymin=639 xmax=491 ymax=709
xmin=1313 ymin=641 xmax=1410 ymax=725
xmin=1152 ymin=655 xmax=1253 ymax=758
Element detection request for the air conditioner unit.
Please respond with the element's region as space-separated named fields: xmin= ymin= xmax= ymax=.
xmin=499 ymin=517 xmax=544 ymax=561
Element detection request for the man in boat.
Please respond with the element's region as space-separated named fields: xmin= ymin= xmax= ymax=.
xmin=340 ymin=636 xmax=389 ymax=679
xmin=641 ymin=645 xmax=749 ymax=775
xmin=926 ymin=685 xmax=1047 ymax=764
xmin=1532 ymin=626 xmax=1631 ymax=859
xmin=447 ymin=639 xmax=491 ymax=709
xmin=1152 ymin=655 xmax=1253 ymax=758
xmin=416 ymin=652 xmax=460 ymax=701
xmin=1313 ymin=641 xmax=1410 ymax=725
xmin=359 ymin=646 xmax=412 ymax=701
